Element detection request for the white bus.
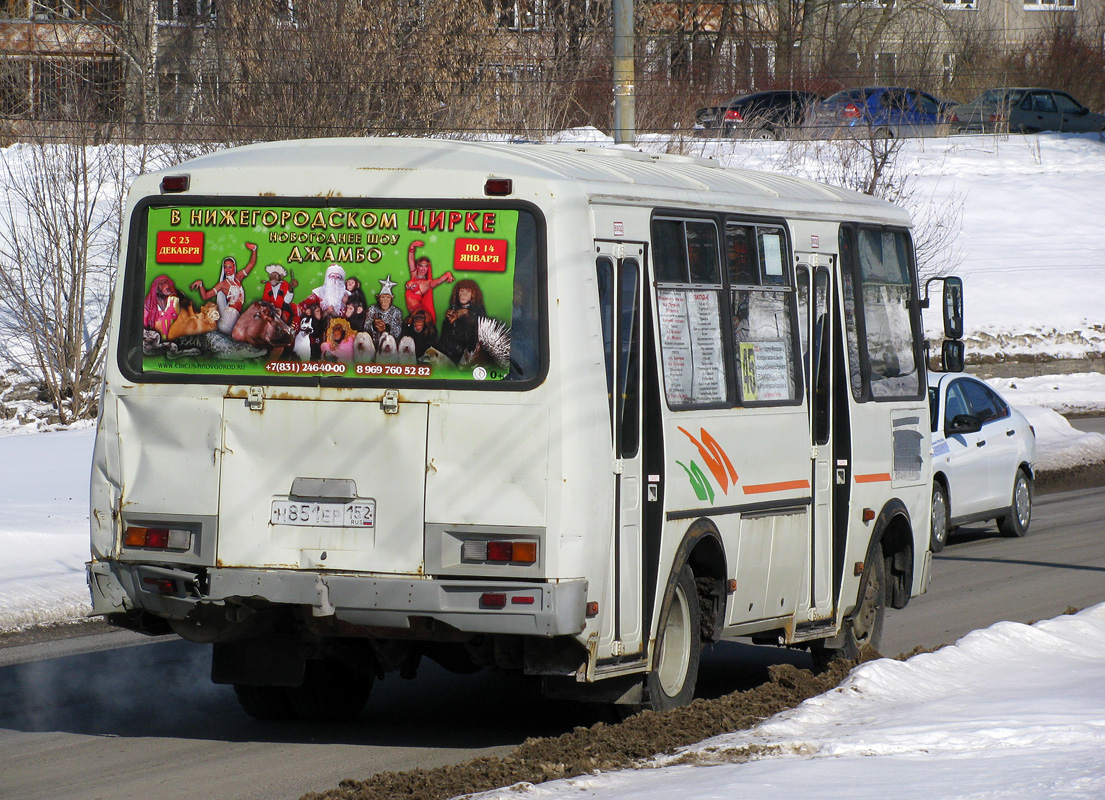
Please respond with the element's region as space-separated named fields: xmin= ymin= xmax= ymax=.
xmin=88 ymin=138 xmax=957 ymax=719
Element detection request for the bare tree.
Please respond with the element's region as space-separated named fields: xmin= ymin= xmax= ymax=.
xmin=0 ymin=127 xmax=137 ymax=422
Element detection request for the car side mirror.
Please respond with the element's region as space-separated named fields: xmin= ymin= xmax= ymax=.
xmin=948 ymin=414 xmax=982 ymax=435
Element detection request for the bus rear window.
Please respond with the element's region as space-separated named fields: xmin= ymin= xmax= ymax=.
xmin=132 ymin=203 xmax=539 ymax=384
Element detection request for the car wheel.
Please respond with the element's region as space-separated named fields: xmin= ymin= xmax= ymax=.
xmin=749 ymin=127 xmax=777 ymax=140
xmin=812 ymin=553 xmax=885 ymax=671
xmin=873 ymin=126 xmax=893 ymax=139
xmin=930 ymin=482 xmax=949 ymax=553
xmin=997 ymin=468 xmax=1033 ymax=538
xmin=643 ymin=564 xmax=701 ymax=711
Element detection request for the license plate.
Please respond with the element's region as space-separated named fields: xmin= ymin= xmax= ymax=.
xmin=270 ymin=500 xmax=376 ymax=528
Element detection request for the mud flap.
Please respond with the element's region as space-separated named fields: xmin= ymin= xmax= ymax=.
xmin=212 ymin=634 xmax=306 ymax=687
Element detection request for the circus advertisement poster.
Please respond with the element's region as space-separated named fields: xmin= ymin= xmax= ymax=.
xmin=139 ymin=205 xmax=519 ymax=381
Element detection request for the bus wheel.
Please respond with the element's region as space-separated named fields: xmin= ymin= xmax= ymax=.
xmin=812 ymin=554 xmax=885 ymax=671
xmin=233 ymin=685 xmax=295 ymax=720
xmin=930 ymin=482 xmax=949 ymax=553
xmin=645 ymin=565 xmax=701 ymax=711
xmin=286 ymin=658 xmax=373 ymax=722
xmin=997 ymin=468 xmax=1032 ymax=538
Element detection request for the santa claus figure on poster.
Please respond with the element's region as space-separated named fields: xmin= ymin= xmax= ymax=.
xmin=298 ymin=263 xmax=350 ymax=319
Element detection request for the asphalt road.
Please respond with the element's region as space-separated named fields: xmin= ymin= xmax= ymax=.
xmin=1071 ymin=416 xmax=1105 ymax=435
xmin=2 ymin=486 xmax=1104 ymax=800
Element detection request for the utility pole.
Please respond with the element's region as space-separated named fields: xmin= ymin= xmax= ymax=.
xmin=612 ymin=0 xmax=635 ymax=144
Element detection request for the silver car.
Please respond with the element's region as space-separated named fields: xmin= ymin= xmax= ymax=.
xmin=948 ymin=88 xmax=1105 ymax=134
xmin=928 ymin=372 xmax=1037 ymax=552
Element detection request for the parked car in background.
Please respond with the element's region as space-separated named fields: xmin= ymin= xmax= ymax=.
xmin=928 ymin=372 xmax=1037 ymax=552
xmin=807 ymin=86 xmax=947 ymax=138
xmin=948 ymin=88 xmax=1105 ymax=134
xmin=694 ymin=90 xmax=821 ymax=139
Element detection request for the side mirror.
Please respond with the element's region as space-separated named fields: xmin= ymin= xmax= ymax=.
xmin=948 ymin=413 xmax=982 ymax=436
xmin=922 ymin=275 xmax=965 ymax=341
xmin=942 ymin=339 xmax=965 ymax=373
xmin=942 ymin=276 xmax=963 ymax=340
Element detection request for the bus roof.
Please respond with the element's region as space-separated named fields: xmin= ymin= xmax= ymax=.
xmin=141 ymin=137 xmax=911 ymax=227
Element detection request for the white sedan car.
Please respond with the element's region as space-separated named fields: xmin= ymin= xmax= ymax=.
xmin=928 ymin=372 xmax=1037 ymax=552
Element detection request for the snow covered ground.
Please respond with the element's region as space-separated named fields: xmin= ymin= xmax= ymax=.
xmin=1 ymin=131 xmax=1104 ymax=798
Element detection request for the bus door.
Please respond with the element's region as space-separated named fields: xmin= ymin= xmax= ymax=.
xmin=596 ymin=241 xmax=646 ymax=656
xmin=797 ymin=256 xmax=835 ymax=620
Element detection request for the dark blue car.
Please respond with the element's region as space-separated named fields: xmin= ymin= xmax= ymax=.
xmin=808 ymin=87 xmax=948 ymax=138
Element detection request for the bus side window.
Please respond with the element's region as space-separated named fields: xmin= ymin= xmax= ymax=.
xmin=597 ymin=257 xmax=615 ymax=437
xmin=619 ymin=260 xmax=641 ymax=458
xmin=839 ymin=226 xmax=922 ymax=401
xmin=728 ymin=223 xmax=798 ymax=405
xmin=652 ymin=217 xmax=727 ymax=408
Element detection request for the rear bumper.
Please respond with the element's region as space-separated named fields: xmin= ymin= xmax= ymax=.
xmin=88 ymin=560 xmax=588 ymax=638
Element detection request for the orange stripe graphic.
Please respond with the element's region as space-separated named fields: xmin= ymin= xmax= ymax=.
xmin=854 ymin=473 xmax=892 ymax=483
xmin=742 ymin=479 xmax=810 ymax=495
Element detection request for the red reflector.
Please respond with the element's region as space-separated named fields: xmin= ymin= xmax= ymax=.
xmin=484 ymin=178 xmax=513 ymax=196
xmin=487 ymin=541 xmax=513 ymax=561
xmin=142 ymin=577 xmax=176 ymax=594
xmin=480 ymin=593 xmax=507 ymax=609
xmin=160 ymin=175 xmax=189 ymax=193
xmin=586 ymin=601 xmax=599 ymax=617
xmin=862 ymin=508 xmax=876 ymax=523
xmin=511 ymin=595 xmax=535 ymax=605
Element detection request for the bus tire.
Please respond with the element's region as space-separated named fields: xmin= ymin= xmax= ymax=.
xmin=233 ymin=684 xmax=296 ymax=721
xmin=997 ymin=468 xmax=1032 ymax=538
xmin=286 ymin=658 xmax=373 ymax=722
xmin=644 ymin=564 xmax=701 ymax=711
xmin=812 ymin=553 xmax=886 ymax=672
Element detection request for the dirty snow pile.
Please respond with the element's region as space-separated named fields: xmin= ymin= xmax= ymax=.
xmin=475 ymin=602 xmax=1105 ymax=800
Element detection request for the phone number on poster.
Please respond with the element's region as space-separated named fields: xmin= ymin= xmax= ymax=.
xmin=265 ymin=362 xmax=347 ymax=375
xmin=355 ymin=364 xmax=432 ymax=377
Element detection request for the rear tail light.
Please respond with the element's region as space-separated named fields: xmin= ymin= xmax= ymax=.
xmin=724 ymin=109 xmax=743 ymax=121
xmin=124 ymin=526 xmax=192 ymax=551
xmin=948 ymin=112 xmax=959 ymax=123
xmin=842 ymin=103 xmax=862 ymax=120
xmin=141 ymin=576 xmax=177 ymax=594
xmin=462 ymin=539 xmax=537 ymax=564
xmin=480 ymin=593 xmax=507 ymax=609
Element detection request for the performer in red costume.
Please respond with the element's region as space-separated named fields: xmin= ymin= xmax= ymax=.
xmin=404 ymin=240 xmax=453 ymax=326
xmin=261 ymin=263 xmax=297 ymax=323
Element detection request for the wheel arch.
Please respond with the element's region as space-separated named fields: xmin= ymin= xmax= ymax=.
xmin=667 ymin=518 xmax=727 ymax=644
xmin=867 ymin=498 xmax=915 ymax=611
xmin=933 ymin=470 xmax=950 ymax=507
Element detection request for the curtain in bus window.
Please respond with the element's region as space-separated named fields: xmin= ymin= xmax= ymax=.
xmin=857 ymin=230 xmax=918 ymax=398
xmin=731 ymin=289 xmax=796 ymax=403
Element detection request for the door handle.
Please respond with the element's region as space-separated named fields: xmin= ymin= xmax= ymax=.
xmin=976 ymin=440 xmax=986 ymax=447
xmin=1006 ymin=430 xmax=1016 ymax=437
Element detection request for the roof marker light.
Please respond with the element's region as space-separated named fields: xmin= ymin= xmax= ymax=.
xmin=160 ymin=175 xmax=190 ymax=193
xmin=484 ymin=178 xmax=513 ymax=196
